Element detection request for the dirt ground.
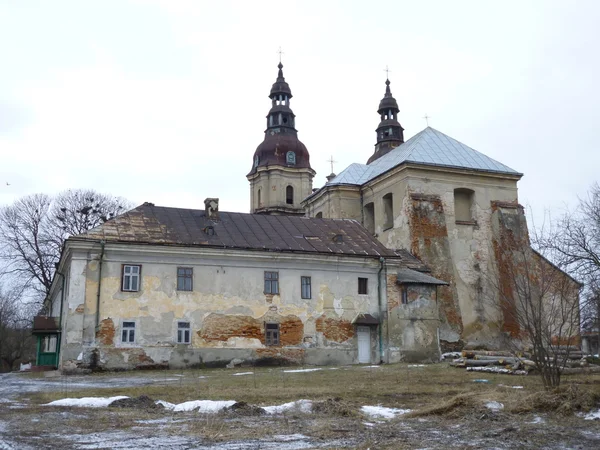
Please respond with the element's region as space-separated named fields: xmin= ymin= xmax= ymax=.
xmin=1 ymin=363 xmax=599 ymax=449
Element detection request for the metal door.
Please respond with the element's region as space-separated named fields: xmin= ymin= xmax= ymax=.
xmin=357 ymin=326 xmax=371 ymax=363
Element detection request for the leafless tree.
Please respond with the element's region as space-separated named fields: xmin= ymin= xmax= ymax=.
xmin=0 ymin=283 xmax=35 ymax=372
xmin=490 ymin=210 xmax=581 ymax=389
xmin=539 ymin=183 xmax=600 ymax=354
xmin=0 ymin=190 xmax=131 ymax=299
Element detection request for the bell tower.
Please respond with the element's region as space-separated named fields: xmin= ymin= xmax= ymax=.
xmin=367 ymin=76 xmax=404 ymax=164
xmin=247 ymin=61 xmax=315 ymax=215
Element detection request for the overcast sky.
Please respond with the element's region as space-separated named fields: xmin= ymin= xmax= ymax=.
xmin=1 ymin=0 xmax=598 ymax=227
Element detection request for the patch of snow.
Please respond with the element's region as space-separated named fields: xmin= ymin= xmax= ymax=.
xmin=485 ymin=401 xmax=504 ymax=411
xmin=408 ymin=364 xmax=425 ymax=367
xmin=511 ymin=386 xmax=524 ymax=389
xmin=198 ymin=376 xmax=208 ymax=379
xmin=441 ymin=352 xmax=461 ymax=360
xmin=44 ymin=396 xmax=128 ymax=408
xmin=472 ymin=379 xmax=489 ymax=383
xmin=362 ymin=365 xmax=381 ymax=368
xmin=467 ymin=366 xmax=527 ymax=375
xmin=263 ymin=399 xmax=313 ymax=414
xmin=232 ymin=372 xmax=253 ymax=376
xmin=361 ymin=405 xmax=411 ymax=419
xmin=157 ymin=399 xmax=236 ymax=413
xmin=363 ymin=422 xmax=375 ymax=427
xmin=77 ymin=352 xmax=83 ymax=361
xmin=154 ymin=378 xmax=181 ymax=382
xmin=328 ymin=367 xmax=339 ymax=370
xmin=583 ymin=409 xmax=600 ymax=420
xmin=282 ymin=368 xmax=321 ymax=373
xmin=529 ymin=416 xmax=545 ymax=424
xmin=273 ymin=434 xmax=310 ymax=442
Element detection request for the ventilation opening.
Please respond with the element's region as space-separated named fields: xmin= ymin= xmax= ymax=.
xmin=203 ymin=226 xmax=215 ymax=236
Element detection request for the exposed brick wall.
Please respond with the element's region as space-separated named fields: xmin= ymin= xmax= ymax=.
xmin=199 ymin=313 xmax=303 ymax=346
xmin=409 ymin=193 xmax=462 ymax=334
xmin=96 ymin=318 xmax=115 ymax=346
xmin=315 ymin=316 xmax=354 ymax=342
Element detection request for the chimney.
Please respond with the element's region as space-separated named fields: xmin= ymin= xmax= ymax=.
xmin=204 ymin=198 xmax=219 ymax=220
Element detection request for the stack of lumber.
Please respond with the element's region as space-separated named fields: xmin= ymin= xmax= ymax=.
xmin=450 ymin=350 xmax=529 ymax=375
xmin=449 ymin=346 xmax=600 ymax=375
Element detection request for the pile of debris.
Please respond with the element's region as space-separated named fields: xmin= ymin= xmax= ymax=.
xmin=444 ymin=346 xmax=600 ymax=375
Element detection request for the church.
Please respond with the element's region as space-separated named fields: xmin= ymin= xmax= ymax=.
xmin=33 ymin=61 xmax=577 ymax=371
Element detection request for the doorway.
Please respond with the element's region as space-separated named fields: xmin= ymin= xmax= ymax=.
xmin=357 ymin=326 xmax=371 ymax=363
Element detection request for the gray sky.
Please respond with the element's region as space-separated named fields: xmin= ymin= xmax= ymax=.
xmin=1 ymin=0 xmax=598 ymax=227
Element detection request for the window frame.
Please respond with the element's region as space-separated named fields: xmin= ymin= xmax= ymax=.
xmin=121 ymin=321 xmax=136 ymax=344
xmin=264 ymin=271 xmax=279 ymax=295
xmin=286 ymin=185 xmax=294 ymax=205
xmin=301 ymin=276 xmax=312 ymax=299
xmin=358 ymin=277 xmax=368 ymax=295
xmin=401 ymin=287 xmax=408 ymax=305
xmin=177 ymin=267 xmax=193 ymax=292
xmin=265 ymin=322 xmax=280 ymax=346
xmin=121 ymin=264 xmax=142 ymax=292
xmin=42 ymin=335 xmax=57 ymax=353
xmin=177 ymin=321 xmax=191 ymax=344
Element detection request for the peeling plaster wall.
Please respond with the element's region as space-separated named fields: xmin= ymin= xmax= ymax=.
xmin=60 ymin=246 xmax=393 ymax=370
xmin=305 ymin=165 xmax=524 ymax=350
xmin=387 ymin=278 xmax=441 ymax=362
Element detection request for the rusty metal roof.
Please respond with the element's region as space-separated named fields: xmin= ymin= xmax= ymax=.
xmin=32 ymin=316 xmax=60 ymax=333
xmin=396 ymin=269 xmax=449 ymax=285
xmin=73 ymin=204 xmax=424 ymax=262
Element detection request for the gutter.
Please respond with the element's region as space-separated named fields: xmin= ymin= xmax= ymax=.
xmin=95 ymin=240 xmax=106 ymax=328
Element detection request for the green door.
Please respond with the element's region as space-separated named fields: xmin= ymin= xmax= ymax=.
xmin=36 ymin=334 xmax=59 ymax=367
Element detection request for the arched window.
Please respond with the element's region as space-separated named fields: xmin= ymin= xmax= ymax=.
xmin=382 ymin=193 xmax=393 ymax=229
xmin=286 ymin=186 xmax=294 ymax=205
xmin=257 ymin=189 xmax=262 ymax=208
xmin=315 ymin=212 xmax=323 ymax=218
xmin=454 ymin=188 xmax=475 ymax=223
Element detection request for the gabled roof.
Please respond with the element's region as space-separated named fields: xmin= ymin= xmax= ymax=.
xmin=72 ymin=204 xmax=425 ymax=263
xmin=327 ymin=127 xmax=521 ymax=187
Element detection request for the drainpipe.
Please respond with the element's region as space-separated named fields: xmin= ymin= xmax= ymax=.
xmin=377 ymin=257 xmax=386 ymax=363
xmin=95 ymin=240 xmax=106 ymax=328
xmin=56 ymin=271 xmax=65 ymax=366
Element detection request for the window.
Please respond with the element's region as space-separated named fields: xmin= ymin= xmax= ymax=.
xmin=401 ymin=287 xmax=408 ymax=305
xmin=264 ymin=271 xmax=279 ymax=294
xmin=315 ymin=212 xmax=323 ymax=218
xmin=382 ymin=193 xmax=393 ymax=230
xmin=122 ymin=265 xmax=141 ymax=292
xmin=257 ymin=188 xmax=262 ymax=207
xmin=177 ymin=267 xmax=193 ymax=291
xmin=286 ymin=151 xmax=296 ymax=165
xmin=122 ymin=321 xmax=135 ymax=343
xmin=364 ymin=202 xmax=374 ymax=234
xmin=454 ymin=188 xmax=475 ymax=223
xmin=286 ymin=185 xmax=294 ymax=205
xmin=177 ymin=321 xmax=191 ymax=344
xmin=42 ymin=335 xmax=57 ymax=353
xmin=265 ymin=323 xmax=280 ymax=346
xmin=358 ymin=277 xmax=368 ymax=295
xmin=301 ymin=276 xmax=311 ymax=299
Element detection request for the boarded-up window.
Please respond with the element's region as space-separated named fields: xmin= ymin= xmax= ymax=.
xmin=364 ymin=202 xmax=374 ymax=234
xmin=265 ymin=323 xmax=280 ymax=346
xmin=454 ymin=188 xmax=475 ymax=222
xmin=382 ymin=193 xmax=393 ymax=229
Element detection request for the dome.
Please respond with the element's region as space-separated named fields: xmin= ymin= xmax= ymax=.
xmin=248 ymin=133 xmax=311 ymax=176
xmin=270 ymin=62 xmax=292 ymax=97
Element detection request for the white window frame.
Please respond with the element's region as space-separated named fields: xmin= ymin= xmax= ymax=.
xmin=42 ymin=335 xmax=57 ymax=353
xmin=122 ymin=265 xmax=141 ymax=292
xmin=121 ymin=321 xmax=136 ymax=344
xmin=177 ymin=321 xmax=191 ymax=344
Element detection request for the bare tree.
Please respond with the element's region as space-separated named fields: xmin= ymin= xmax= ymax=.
xmin=540 ymin=183 xmax=600 ymax=354
xmin=0 ymin=283 xmax=35 ymax=372
xmin=490 ymin=209 xmax=581 ymax=389
xmin=0 ymin=190 xmax=132 ymax=299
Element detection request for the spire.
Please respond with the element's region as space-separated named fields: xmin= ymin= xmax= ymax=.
xmin=367 ymin=76 xmax=405 ymax=165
